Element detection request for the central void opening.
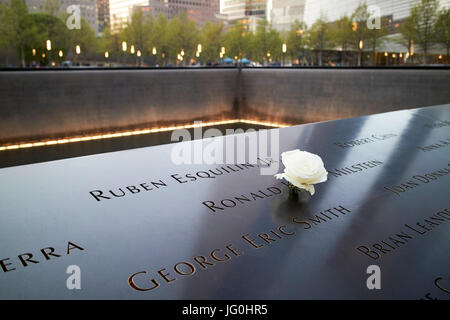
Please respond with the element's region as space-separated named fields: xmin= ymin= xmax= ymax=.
xmin=0 ymin=122 xmax=276 ymax=168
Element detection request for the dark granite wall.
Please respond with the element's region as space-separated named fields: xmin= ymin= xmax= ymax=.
xmin=239 ymin=68 xmax=450 ymax=124
xmin=0 ymin=69 xmax=239 ymax=144
xmin=0 ymin=68 xmax=449 ymax=143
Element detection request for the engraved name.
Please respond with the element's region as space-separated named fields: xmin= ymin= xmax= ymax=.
xmin=334 ymin=133 xmax=397 ymax=149
xmin=383 ymin=163 xmax=450 ymax=196
xmin=202 ymin=183 xmax=286 ymax=213
xmin=417 ymin=138 xmax=450 ymax=152
xmin=356 ymin=206 xmax=450 ymax=260
xmin=328 ymin=160 xmax=383 ymax=178
xmin=128 ymin=244 xmax=244 ymax=292
xmin=424 ymin=120 xmax=450 ymax=129
xmin=0 ymin=241 xmax=84 ymax=273
xmin=128 ymin=204 xmax=351 ymax=293
xmin=88 ymin=159 xmax=274 ymax=202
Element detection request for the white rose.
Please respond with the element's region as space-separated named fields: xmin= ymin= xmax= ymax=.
xmin=275 ymin=149 xmax=328 ymax=195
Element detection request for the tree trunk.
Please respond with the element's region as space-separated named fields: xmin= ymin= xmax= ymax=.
xmin=447 ymin=46 xmax=449 ymax=65
xmin=318 ymin=50 xmax=322 ymax=66
xmin=372 ymin=49 xmax=377 ymax=66
xmin=20 ymin=45 xmax=25 ymax=68
xmin=423 ymin=44 xmax=428 ymax=64
xmin=357 ymin=51 xmax=362 ymax=67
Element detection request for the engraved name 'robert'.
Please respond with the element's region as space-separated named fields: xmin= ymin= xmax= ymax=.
xmin=334 ymin=133 xmax=397 ymax=149
xmin=0 ymin=241 xmax=84 ymax=273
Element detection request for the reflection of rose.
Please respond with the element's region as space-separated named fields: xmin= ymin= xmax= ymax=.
xmin=275 ymin=149 xmax=328 ymax=196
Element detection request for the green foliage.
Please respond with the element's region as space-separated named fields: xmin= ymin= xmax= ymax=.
xmin=365 ymin=17 xmax=390 ymax=65
xmin=224 ymin=21 xmax=247 ymax=60
xmin=0 ymin=0 xmax=447 ymax=66
xmin=122 ymin=8 xmax=152 ymax=56
xmin=27 ymin=13 xmax=69 ymax=63
xmin=99 ymin=26 xmax=121 ymax=60
xmin=307 ymin=15 xmax=332 ymax=65
xmin=1 ymin=0 xmax=30 ymax=66
xmin=201 ymin=21 xmax=224 ymax=63
xmin=43 ymin=0 xmax=60 ymax=16
xmin=149 ymin=13 xmax=168 ymax=65
xmin=351 ymin=3 xmax=370 ymax=47
xmin=67 ymin=18 xmax=97 ymax=57
xmin=403 ymin=0 xmax=439 ymax=62
xmin=434 ymin=8 xmax=450 ymax=62
xmin=399 ymin=13 xmax=418 ymax=56
xmin=332 ymin=16 xmax=353 ymax=51
xmin=253 ymin=19 xmax=282 ymax=63
xmin=166 ymin=12 xmax=198 ymax=63
xmin=286 ymin=20 xmax=307 ymax=60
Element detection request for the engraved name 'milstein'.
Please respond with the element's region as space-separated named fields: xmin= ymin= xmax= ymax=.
xmin=327 ymin=160 xmax=383 ymax=178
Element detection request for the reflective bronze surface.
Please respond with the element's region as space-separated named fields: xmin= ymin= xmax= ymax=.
xmin=0 ymin=104 xmax=449 ymax=299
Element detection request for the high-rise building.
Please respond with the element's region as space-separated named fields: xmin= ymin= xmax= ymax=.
xmin=219 ymin=0 xmax=266 ymax=31
xmin=97 ymin=0 xmax=110 ymax=33
xmin=220 ymin=0 xmax=265 ymax=19
xmin=150 ymin=0 xmax=220 ymax=27
xmin=267 ymin=0 xmax=305 ymax=32
xmin=303 ymin=0 xmax=450 ymax=27
xmin=62 ymin=0 xmax=99 ymax=33
xmin=301 ymin=0 xmax=450 ymax=55
xmin=109 ymin=0 xmax=148 ymax=31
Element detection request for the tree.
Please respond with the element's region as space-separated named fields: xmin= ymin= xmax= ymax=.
xmin=166 ymin=12 xmax=198 ymax=64
xmin=366 ymin=16 xmax=389 ymax=65
xmin=435 ymin=8 xmax=450 ymax=64
xmin=307 ymin=15 xmax=332 ymax=66
xmin=252 ymin=19 xmax=282 ymax=64
xmin=0 ymin=3 xmax=8 ymax=50
xmin=286 ymin=20 xmax=307 ymax=63
xmin=398 ymin=13 xmax=419 ymax=63
xmin=224 ymin=21 xmax=247 ymax=61
xmin=148 ymin=13 xmax=168 ymax=65
xmin=100 ymin=26 xmax=121 ymax=62
xmin=123 ymin=7 xmax=152 ymax=59
xmin=1 ymin=0 xmax=32 ymax=67
xmin=333 ymin=16 xmax=354 ymax=65
xmin=68 ymin=18 xmax=97 ymax=60
xmin=43 ymin=0 xmax=60 ymax=16
xmin=254 ymin=19 xmax=270 ymax=63
xmin=409 ymin=0 xmax=439 ymax=63
xmin=351 ymin=3 xmax=371 ymax=66
xmin=201 ymin=21 xmax=224 ymax=63
xmin=27 ymin=13 xmax=68 ymax=65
